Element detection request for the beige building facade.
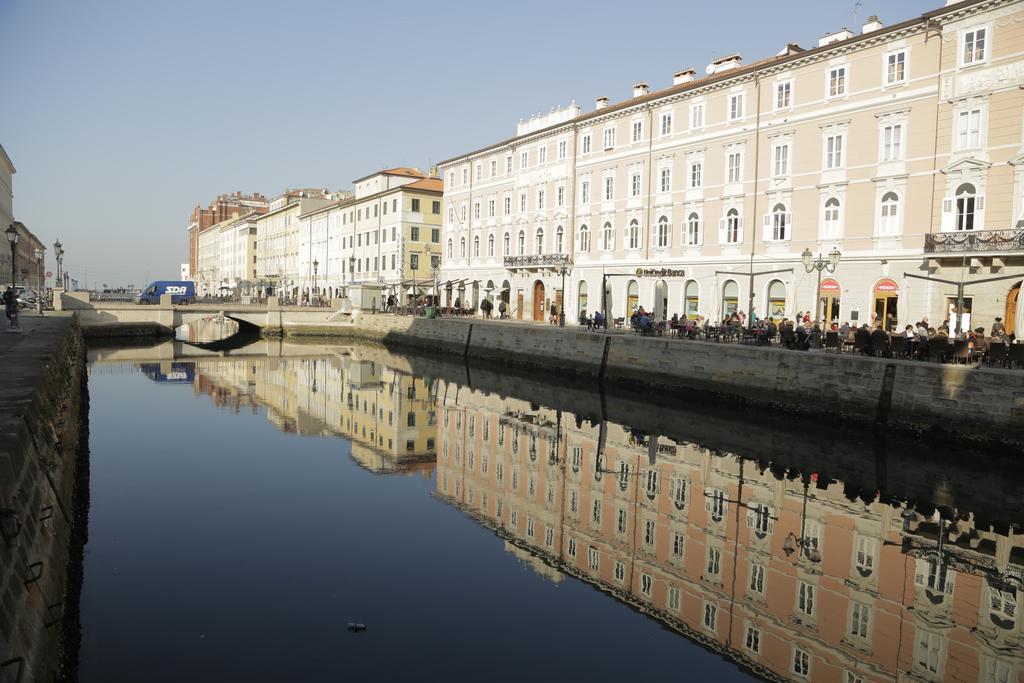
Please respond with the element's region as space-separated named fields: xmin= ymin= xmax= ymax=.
xmin=438 ymin=0 xmax=1024 ymax=333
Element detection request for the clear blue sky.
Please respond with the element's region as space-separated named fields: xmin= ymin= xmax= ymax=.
xmin=0 ymin=0 xmax=936 ymax=288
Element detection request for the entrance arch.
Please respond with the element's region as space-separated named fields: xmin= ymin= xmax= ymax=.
xmin=626 ymin=280 xmax=639 ymax=315
xmin=654 ymin=279 xmax=668 ymax=321
xmin=577 ymin=280 xmax=589 ymax=317
xmin=684 ymin=280 xmax=700 ymax=319
xmin=819 ymin=277 xmax=841 ymax=323
xmin=721 ymin=280 xmax=738 ymax=320
xmin=767 ymin=280 xmax=786 ymax=320
xmin=1007 ymin=281 xmax=1021 ymax=336
xmin=533 ymin=280 xmax=545 ymax=322
xmin=872 ymin=278 xmax=899 ymax=330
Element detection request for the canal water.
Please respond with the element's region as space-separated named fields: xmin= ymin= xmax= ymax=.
xmin=78 ymin=339 xmax=1024 ymax=682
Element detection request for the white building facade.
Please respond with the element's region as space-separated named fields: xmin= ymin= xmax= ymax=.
xmin=438 ymin=0 xmax=1024 ymax=334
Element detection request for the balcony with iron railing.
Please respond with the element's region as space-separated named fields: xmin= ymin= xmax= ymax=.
xmin=924 ymin=227 xmax=1024 ymax=254
xmin=503 ymin=254 xmax=572 ymax=269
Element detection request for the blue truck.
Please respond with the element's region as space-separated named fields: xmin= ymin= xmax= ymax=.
xmin=137 ymin=281 xmax=195 ymax=304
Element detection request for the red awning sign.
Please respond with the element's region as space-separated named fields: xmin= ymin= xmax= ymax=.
xmin=874 ymin=278 xmax=899 ymax=293
xmin=819 ymin=278 xmax=840 ymax=292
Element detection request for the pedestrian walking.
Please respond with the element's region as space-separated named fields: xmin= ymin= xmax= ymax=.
xmin=4 ymin=286 xmax=19 ymax=332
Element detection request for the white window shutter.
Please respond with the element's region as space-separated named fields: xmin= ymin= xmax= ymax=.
xmin=976 ymin=195 xmax=986 ymax=211
xmin=737 ymin=217 xmax=745 ymax=243
xmin=698 ymin=220 xmax=704 ymax=246
xmin=976 ymin=195 xmax=986 ymax=229
xmin=762 ymin=214 xmax=772 ymax=242
xmin=745 ymin=510 xmax=754 ymax=527
xmin=786 ymin=213 xmax=793 ymax=239
xmin=941 ymin=197 xmax=955 ymax=232
xmin=718 ymin=218 xmax=726 ymax=244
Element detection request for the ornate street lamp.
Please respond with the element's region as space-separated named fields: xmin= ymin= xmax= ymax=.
xmin=801 ymin=247 xmax=840 ymax=322
xmin=313 ymin=259 xmax=319 ymax=294
xmin=34 ymin=247 xmax=43 ymax=314
xmin=53 ymin=240 xmax=64 ymax=287
xmin=782 ymin=478 xmax=822 ymax=563
xmin=557 ymin=260 xmax=573 ymax=327
xmin=6 ymin=224 xmax=19 ymax=288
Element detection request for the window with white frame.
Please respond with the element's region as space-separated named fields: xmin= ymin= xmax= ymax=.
xmin=769 ymin=202 xmax=791 ymax=240
xmin=447 ymin=205 xmax=454 ymax=222
xmin=614 ymin=560 xmax=625 ymax=582
xmin=886 ymin=51 xmax=907 ymax=84
xmin=519 ymin=193 xmax=527 ymax=213
xmin=690 ymin=161 xmax=702 ymax=188
xmin=592 ymin=499 xmax=602 ymax=523
xmin=502 ymin=232 xmax=510 ymax=254
xmin=582 ymin=134 xmax=591 ymax=154
xmin=880 ymin=191 xmax=900 ymax=235
xmin=672 ymin=531 xmax=684 ymax=558
xmin=537 ymin=190 xmax=544 ymax=210
xmin=632 ymin=120 xmax=643 ymax=143
xmin=750 ymin=563 xmax=766 ymax=594
xmin=631 ymin=172 xmax=641 ymax=197
xmin=825 ymin=133 xmax=844 ymax=169
xmin=459 ymin=237 xmax=466 ymax=258
xmin=882 ymin=123 xmax=903 ymax=161
xmin=829 ymin=66 xmax=847 ymax=97
xmin=983 ymin=657 xmax=1010 ymax=683
xmin=823 ymin=197 xmax=841 ymax=237
xmin=472 ymin=236 xmax=479 ymax=257
xmin=707 ymin=546 xmax=721 ymax=575
xmin=745 ymin=626 xmax=761 ymax=654
xmin=581 ymin=180 xmax=590 ymax=204
xmin=793 ymin=648 xmax=810 ymax=677
xmin=520 ymin=151 xmax=528 ymax=168
xmin=727 ymin=152 xmax=742 ymax=184
xmin=963 ymin=27 xmax=987 ymax=66
xmin=644 ymin=519 xmax=656 ymax=546
xmin=604 ymin=177 xmax=615 ymax=201
xmin=506 ymin=155 xmax=513 ymax=174
xmin=640 ymin=573 xmax=652 ymax=597
xmin=555 ymin=226 xmax=564 ymax=252
xmin=504 ymin=196 xmax=511 ymax=215
xmin=668 ymin=586 xmax=681 ymax=610
xmin=661 ymin=112 xmax=673 ymax=136
xmin=915 ymin=631 xmax=943 ymax=677
xmin=724 ymin=208 xmax=741 ymax=244
xmin=955 ymin=182 xmax=981 ymax=231
xmin=855 ymin=536 xmax=876 ymax=576
xmin=729 ymin=92 xmax=744 ymax=121
xmin=567 ymin=537 xmax=576 ymax=557
xmin=604 ymin=126 xmax=616 ymax=149
xmin=797 ymin=581 xmax=815 ymax=615
xmin=602 ymin=222 xmax=613 ymax=250
xmin=989 ymin=585 xmax=1018 ymax=628
xmin=535 ymin=228 xmax=544 ymax=254
xmin=488 ymin=199 xmax=495 ymax=218
xmin=660 ymin=167 xmax=671 ymax=193
xmin=485 ymin=234 xmax=493 ymax=256
xmin=686 ymin=212 xmax=701 ymax=245
xmin=656 ymin=215 xmax=669 ymax=247
xmin=628 ymin=219 xmax=640 ymax=249
xmin=462 ymin=167 xmax=468 ymax=183
xmin=558 ymin=140 xmax=567 ymax=159
xmin=773 ymin=142 xmax=790 ymax=176
xmin=461 ymin=204 xmax=467 ymax=221
xmin=557 ymin=186 xmax=564 ymax=207
xmin=587 ymin=546 xmax=599 ymax=571
xmin=579 ymin=225 xmax=590 ymax=252
xmin=517 ymin=230 xmax=525 ymax=253
xmin=850 ymin=603 xmax=871 ymax=639
xmin=776 ymin=81 xmax=792 ymax=109
xmin=691 ymin=102 xmax=704 ymax=129
xmin=957 ymin=108 xmax=982 ymax=150
xmin=703 ymin=602 xmax=717 ymax=631
xmin=616 ymin=508 xmax=627 ymax=533
xmin=538 ymin=146 xmax=547 ymax=164
xmin=846 ymin=671 xmax=864 ymax=683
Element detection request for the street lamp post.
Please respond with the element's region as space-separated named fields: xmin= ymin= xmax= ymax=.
xmin=6 ymin=224 xmax=19 ymax=288
xmin=801 ymin=247 xmax=841 ymax=322
xmin=34 ymin=247 xmax=43 ymax=314
xmin=53 ymin=240 xmax=64 ymax=287
xmin=313 ymin=259 xmax=319 ymax=295
xmin=558 ymin=263 xmax=573 ymax=327
xmin=783 ymin=478 xmax=822 ymax=563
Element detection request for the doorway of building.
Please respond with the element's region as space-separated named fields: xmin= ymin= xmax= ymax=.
xmin=819 ymin=277 xmax=841 ymax=324
xmin=654 ymin=279 xmax=668 ymax=321
xmin=578 ymin=280 xmax=588 ymax=317
xmin=1006 ymin=282 xmax=1020 ymax=334
xmin=767 ymin=280 xmax=786 ymax=320
xmin=721 ymin=280 xmax=738 ymax=320
xmin=516 ymin=290 xmax=524 ymax=320
xmin=626 ymin=280 xmax=639 ymax=316
xmin=533 ymin=280 xmax=545 ymax=322
xmin=873 ymin=278 xmax=899 ymax=330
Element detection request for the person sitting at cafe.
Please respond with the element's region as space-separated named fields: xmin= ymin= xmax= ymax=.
xmin=809 ymin=322 xmax=822 ymax=349
xmin=780 ymin=320 xmax=796 ymax=349
xmin=992 ymin=317 xmax=1006 ymax=337
xmin=638 ymin=312 xmax=652 ymax=334
xmin=972 ymin=327 xmax=989 ymax=353
xmin=904 ymin=324 xmax=916 ymax=338
xmin=870 ymin=324 xmax=889 ymax=357
xmin=838 ymin=321 xmax=850 ymax=339
xmin=916 ymin=321 xmax=930 ymax=339
xmin=855 ymin=324 xmax=872 ymax=354
xmin=579 ymin=310 xmax=590 ymax=328
xmin=795 ymin=323 xmax=810 ymax=350
xmin=593 ymin=310 xmax=604 ymax=328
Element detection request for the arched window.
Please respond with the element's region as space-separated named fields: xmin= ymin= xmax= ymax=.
xmin=628 ymin=219 xmax=640 ymax=249
xmin=684 ymin=280 xmax=699 ymax=319
xmin=473 ymin=236 xmax=480 ymax=258
xmin=577 ymin=280 xmax=589 ymax=316
xmin=535 ymin=228 xmax=544 ymax=254
xmin=686 ymin=212 xmax=701 ymax=246
xmin=956 ymin=183 xmax=976 ymax=231
xmin=725 ymin=209 xmax=741 ymax=244
xmin=881 ymin=192 xmax=900 ymax=235
xmin=770 ymin=202 xmax=789 ymax=241
xmin=518 ymin=230 xmax=525 ymax=254
xmin=503 ymin=232 xmax=510 ymax=255
xmin=487 ymin=234 xmax=495 ymax=257
xmin=722 ymin=280 xmax=738 ymax=317
xmin=823 ymin=197 xmax=841 ymax=237
xmin=602 ymin=222 xmax=613 ymax=251
xmin=459 ymin=237 xmax=466 ymax=258
xmin=579 ymin=225 xmax=590 ymax=253
xmin=447 ymin=239 xmax=453 ymax=259
xmin=555 ymin=226 xmax=564 ymax=253
xmin=656 ymin=215 xmax=669 ymax=248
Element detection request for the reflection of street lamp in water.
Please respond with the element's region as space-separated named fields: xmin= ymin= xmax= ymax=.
xmin=783 ymin=477 xmax=822 ymax=563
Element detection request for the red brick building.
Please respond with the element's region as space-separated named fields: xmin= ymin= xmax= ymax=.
xmin=186 ymin=192 xmax=269 ymax=279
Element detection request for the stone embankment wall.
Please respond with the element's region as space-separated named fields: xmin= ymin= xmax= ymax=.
xmin=288 ymin=315 xmax=1024 ymax=448
xmin=0 ymin=318 xmax=88 ymax=681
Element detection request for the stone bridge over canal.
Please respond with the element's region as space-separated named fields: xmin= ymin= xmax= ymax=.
xmin=56 ymin=291 xmax=342 ymax=334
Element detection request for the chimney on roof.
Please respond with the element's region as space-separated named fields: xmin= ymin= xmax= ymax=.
xmin=708 ymin=54 xmax=742 ymax=75
xmin=595 ymin=96 xmax=609 ymax=110
xmin=818 ymin=28 xmax=855 ymax=47
xmin=632 ymin=82 xmax=649 ymax=98
xmin=862 ymin=15 xmax=883 ymax=33
xmin=673 ymin=69 xmax=696 ymax=86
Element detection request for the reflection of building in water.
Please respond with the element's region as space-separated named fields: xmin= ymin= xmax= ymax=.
xmin=175 ymin=316 xmax=241 ymax=344
xmin=435 ymin=386 xmax=1023 ymax=682
xmin=190 ymin=349 xmax=437 ymax=474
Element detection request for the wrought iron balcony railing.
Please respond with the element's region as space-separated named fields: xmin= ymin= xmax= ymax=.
xmin=503 ymin=254 xmax=573 ymax=268
xmin=924 ymin=228 xmax=1024 ymax=254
